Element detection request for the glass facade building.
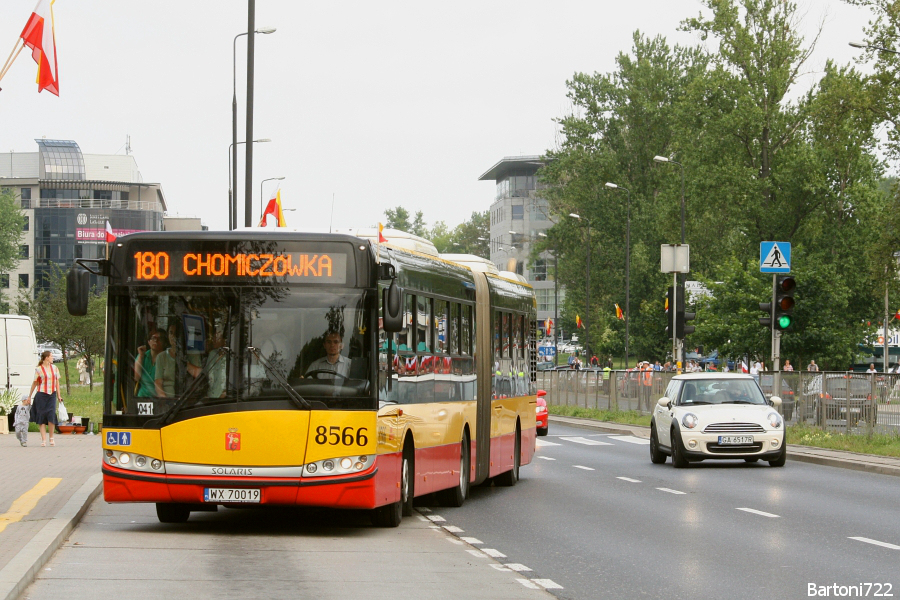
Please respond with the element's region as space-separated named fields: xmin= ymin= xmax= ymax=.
xmin=0 ymin=139 xmax=166 ymax=305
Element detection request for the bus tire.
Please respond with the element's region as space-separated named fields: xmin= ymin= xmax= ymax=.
xmin=370 ymin=497 xmax=402 ymax=527
xmin=495 ymin=424 xmax=520 ymax=487
xmin=401 ymin=441 xmax=415 ymax=517
xmin=156 ymin=503 xmax=190 ymax=524
xmin=438 ymin=432 xmax=469 ymax=507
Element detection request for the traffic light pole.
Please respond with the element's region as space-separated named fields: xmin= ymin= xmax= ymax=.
xmin=672 ymin=271 xmax=679 ymax=373
xmin=770 ymin=274 xmax=782 ymax=398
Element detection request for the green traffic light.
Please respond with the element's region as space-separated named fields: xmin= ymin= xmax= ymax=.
xmin=777 ymin=315 xmax=792 ymax=329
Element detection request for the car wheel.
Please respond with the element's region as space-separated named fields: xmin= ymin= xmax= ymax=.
xmin=496 ymin=425 xmax=521 ymax=487
xmin=156 ymin=503 xmax=190 ymax=524
xmin=768 ymin=444 xmax=786 ymax=467
xmin=671 ymin=428 xmax=689 ymax=469
xmin=649 ymin=428 xmax=666 ymax=464
xmin=537 ymin=425 xmax=548 ymax=437
xmin=438 ymin=434 xmax=469 ymax=507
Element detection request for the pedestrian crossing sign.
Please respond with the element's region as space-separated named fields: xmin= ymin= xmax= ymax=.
xmin=760 ymin=241 xmax=791 ymax=273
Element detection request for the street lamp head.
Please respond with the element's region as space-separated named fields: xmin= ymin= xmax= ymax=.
xmin=274 ymin=176 xmax=285 ymax=181
xmin=538 ymin=232 xmax=547 ymax=237
xmin=508 ymin=230 xmax=517 ymax=235
xmin=605 ymin=182 xmax=618 ymax=189
xmin=569 ymin=213 xmax=581 ymax=219
xmin=849 ymin=41 xmax=867 ymax=49
xmin=257 ymin=27 xmax=277 ymax=34
xmin=653 ymin=155 xmax=670 ymax=163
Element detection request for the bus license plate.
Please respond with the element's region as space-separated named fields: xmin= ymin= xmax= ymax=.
xmin=204 ymin=488 xmax=261 ymax=503
xmin=718 ymin=435 xmax=753 ymax=445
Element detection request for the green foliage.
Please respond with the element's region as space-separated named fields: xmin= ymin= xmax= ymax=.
xmin=0 ymin=189 xmax=25 ymax=275
xmin=384 ymin=206 xmax=427 ymax=238
xmin=539 ymin=0 xmax=889 ymax=367
xmin=383 ymin=208 xmax=490 ymax=257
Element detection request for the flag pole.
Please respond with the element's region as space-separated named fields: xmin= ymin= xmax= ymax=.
xmin=0 ymin=39 xmax=24 ymax=84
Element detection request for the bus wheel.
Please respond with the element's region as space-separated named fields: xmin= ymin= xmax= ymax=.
xmin=371 ymin=497 xmax=402 ymax=527
xmin=401 ymin=445 xmax=415 ymax=517
xmin=495 ymin=425 xmax=520 ymax=487
xmin=156 ymin=503 xmax=190 ymax=523
xmin=438 ymin=433 xmax=469 ymax=507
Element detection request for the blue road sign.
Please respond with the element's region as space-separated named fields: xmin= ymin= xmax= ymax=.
xmin=760 ymin=241 xmax=791 ymax=273
xmin=538 ymin=346 xmax=556 ymax=357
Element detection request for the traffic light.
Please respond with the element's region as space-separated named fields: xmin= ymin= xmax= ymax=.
xmin=774 ymin=275 xmax=795 ymax=331
xmin=674 ymin=286 xmax=696 ymax=338
xmin=666 ymin=286 xmax=675 ymax=335
xmin=759 ymin=299 xmax=773 ymax=328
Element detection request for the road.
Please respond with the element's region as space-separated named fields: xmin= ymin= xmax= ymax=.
xmin=18 ymin=422 xmax=900 ymax=599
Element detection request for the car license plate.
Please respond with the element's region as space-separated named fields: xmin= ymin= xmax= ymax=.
xmin=718 ymin=435 xmax=753 ymax=445
xmin=204 ymin=488 xmax=261 ymax=503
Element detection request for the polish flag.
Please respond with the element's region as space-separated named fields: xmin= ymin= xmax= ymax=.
xmin=258 ymin=188 xmax=286 ymax=227
xmin=20 ymin=0 xmax=59 ymax=96
xmin=741 ymin=361 xmax=749 ymax=373
xmin=378 ymin=222 xmax=387 ymax=243
xmin=105 ymin=221 xmax=116 ymax=243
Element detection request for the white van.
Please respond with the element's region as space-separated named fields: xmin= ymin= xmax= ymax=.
xmin=0 ymin=315 xmax=39 ymax=400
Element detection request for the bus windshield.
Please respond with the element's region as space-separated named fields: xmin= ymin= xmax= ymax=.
xmin=107 ymin=286 xmax=375 ymax=417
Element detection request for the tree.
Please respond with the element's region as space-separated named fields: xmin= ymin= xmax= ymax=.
xmin=384 ymin=206 xmax=427 ymax=237
xmin=0 ymin=189 xmax=25 ymax=275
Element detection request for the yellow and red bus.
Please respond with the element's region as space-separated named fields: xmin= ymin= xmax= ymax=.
xmin=68 ymin=230 xmax=537 ymax=525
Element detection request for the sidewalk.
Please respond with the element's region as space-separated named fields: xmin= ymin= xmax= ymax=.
xmin=2 ymin=418 xmax=900 ymax=600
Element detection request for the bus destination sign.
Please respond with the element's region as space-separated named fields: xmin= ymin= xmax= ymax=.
xmin=130 ymin=250 xmax=348 ymax=284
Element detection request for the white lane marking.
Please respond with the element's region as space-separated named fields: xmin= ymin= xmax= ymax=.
xmin=536 ymin=440 xmax=562 ymax=447
xmin=849 ymin=537 xmax=900 ymax=550
xmin=443 ymin=525 xmax=464 ymax=533
xmin=505 ymin=563 xmax=533 ymax=572
xmin=573 ymin=465 xmax=595 ymax=471
xmin=538 ymin=456 xmax=556 ymax=461
xmin=482 ymin=548 xmax=506 ymax=558
xmin=656 ymin=487 xmax=686 ymax=495
xmin=516 ymin=579 xmax=541 ymax=589
xmin=445 ymin=538 xmax=463 ymax=545
xmin=609 ymin=435 xmax=650 ymax=445
xmin=418 ymin=507 xmax=432 ymax=513
xmin=617 ymin=477 xmax=642 ymax=483
xmin=736 ymin=507 xmax=780 ymax=518
xmin=427 ymin=515 xmax=446 ymax=522
xmin=416 ymin=515 xmax=430 ymax=522
xmin=560 ymin=436 xmax=613 ymax=446
xmin=490 ymin=564 xmax=510 ymax=572
xmin=461 ymin=536 xmax=482 ymax=545
xmin=467 ymin=549 xmax=487 ymax=558
xmin=533 ymin=579 xmax=564 ymax=590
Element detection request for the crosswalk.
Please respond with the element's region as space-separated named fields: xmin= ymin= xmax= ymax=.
xmin=537 ymin=434 xmax=646 ymax=449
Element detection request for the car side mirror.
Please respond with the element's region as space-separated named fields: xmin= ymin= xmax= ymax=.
xmin=769 ymin=396 xmax=782 ymax=407
xmin=657 ymin=397 xmax=671 ymax=409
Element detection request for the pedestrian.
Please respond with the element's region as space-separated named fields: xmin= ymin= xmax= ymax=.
xmin=783 ymin=359 xmax=793 ymax=372
xmin=28 ymin=350 xmax=63 ymax=447
xmin=866 ymin=363 xmax=877 ymax=374
xmin=807 ymin=359 xmax=818 ymax=372
xmin=750 ymin=361 xmax=759 ymax=380
xmin=14 ymin=396 xmax=30 ymax=447
xmin=135 ymin=329 xmax=164 ymax=397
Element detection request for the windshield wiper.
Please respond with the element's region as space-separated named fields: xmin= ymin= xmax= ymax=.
xmin=724 ymin=400 xmax=759 ymax=404
xmin=247 ymin=346 xmax=311 ymax=410
xmin=152 ymin=348 xmax=230 ymax=427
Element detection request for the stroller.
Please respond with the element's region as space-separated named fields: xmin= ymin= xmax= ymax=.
xmin=14 ymin=400 xmax=30 ymax=447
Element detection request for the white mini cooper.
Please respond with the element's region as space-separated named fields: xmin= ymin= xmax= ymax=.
xmin=650 ymin=373 xmax=786 ymax=468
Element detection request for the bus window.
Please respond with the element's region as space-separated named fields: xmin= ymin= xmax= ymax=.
xmin=512 ymin=313 xmax=521 ymax=358
xmin=436 ymin=300 xmax=449 ymax=354
xmin=400 ymin=294 xmax=414 ymax=352
xmin=493 ymin=310 xmax=502 ymax=358
xmin=460 ymin=304 xmax=471 ymax=356
xmin=449 ymin=303 xmax=459 ymax=355
xmin=416 ymin=296 xmax=432 ymax=352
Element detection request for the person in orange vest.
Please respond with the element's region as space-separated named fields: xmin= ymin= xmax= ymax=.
xmin=641 ymin=361 xmax=653 ymax=410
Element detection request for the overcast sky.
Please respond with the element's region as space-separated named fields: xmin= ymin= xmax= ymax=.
xmin=0 ymin=0 xmax=874 ymax=232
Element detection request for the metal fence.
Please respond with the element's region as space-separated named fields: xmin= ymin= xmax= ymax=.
xmin=535 ymin=369 xmax=900 ymax=436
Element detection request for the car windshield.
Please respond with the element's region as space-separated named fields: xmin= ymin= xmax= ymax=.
xmin=679 ymin=379 xmax=767 ymax=405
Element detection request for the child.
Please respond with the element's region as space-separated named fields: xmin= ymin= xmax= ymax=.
xmin=14 ymin=397 xmax=31 ymax=447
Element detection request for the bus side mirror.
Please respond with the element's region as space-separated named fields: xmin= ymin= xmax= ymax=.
xmin=67 ymin=267 xmax=90 ymax=316
xmin=383 ymin=279 xmax=403 ymax=333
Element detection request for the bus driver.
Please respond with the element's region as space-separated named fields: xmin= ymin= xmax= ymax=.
xmin=306 ymin=331 xmax=350 ymax=380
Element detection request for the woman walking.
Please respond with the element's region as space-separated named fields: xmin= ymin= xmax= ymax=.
xmin=27 ymin=350 xmax=63 ymax=447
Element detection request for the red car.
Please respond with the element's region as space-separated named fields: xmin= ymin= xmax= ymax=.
xmin=536 ymin=389 xmax=549 ymax=436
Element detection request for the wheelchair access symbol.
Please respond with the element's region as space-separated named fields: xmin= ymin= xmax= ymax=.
xmin=106 ymin=431 xmax=131 ymax=446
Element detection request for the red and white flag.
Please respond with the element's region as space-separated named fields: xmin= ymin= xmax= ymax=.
xmin=105 ymin=221 xmax=116 ymax=243
xmin=258 ymin=188 xmax=286 ymax=227
xmin=20 ymin=0 xmax=59 ymax=96
xmin=741 ymin=361 xmax=749 ymax=374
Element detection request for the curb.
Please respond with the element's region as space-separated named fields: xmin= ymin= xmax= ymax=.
xmin=0 ymin=473 xmax=103 ymax=600
xmin=548 ymin=415 xmax=900 ymax=478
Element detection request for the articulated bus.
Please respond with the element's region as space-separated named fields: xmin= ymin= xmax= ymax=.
xmin=67 ymin=229 xmax=537 ymax=526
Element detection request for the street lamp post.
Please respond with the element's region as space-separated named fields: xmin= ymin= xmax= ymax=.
xmin=260 ymin=176 xmax=285 ymax=221
xmin=654 ymin=155 xmax=687 ymax=368
xmin=539 ymin=231 xmax=559 ymax=365
xmin=233 ymin=26 xmax=276 ymax=231
xmin=569 ymin=213 xmax=590 ymax=360
xmin=606 ymin=182 xmax=631 ymax=368
xmin=229 ymin=138 xmax=271 ymax=230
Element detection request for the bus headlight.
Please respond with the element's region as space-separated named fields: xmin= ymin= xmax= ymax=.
xmin=104 ymin=449 xmax=165 ymax=473
xmin=303 ymin=455 xmax=374 ymax=478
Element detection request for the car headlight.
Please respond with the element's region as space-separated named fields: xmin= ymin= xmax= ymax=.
xmin=682 ymin=413 xmax=699 ymax=429
xmin=768 ymin=412 xmax=783 ymax=428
